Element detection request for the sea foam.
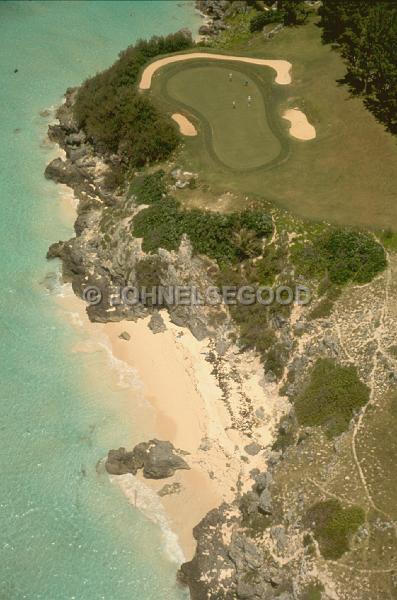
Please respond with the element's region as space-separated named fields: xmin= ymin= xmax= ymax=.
xmin=113 ymin=474 xmax=186 ymax=565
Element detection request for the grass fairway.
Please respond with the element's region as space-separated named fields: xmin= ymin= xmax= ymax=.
xmin=166 ymin=65 xmax=282 ymax=170
xmin=150 ymin=19 xmax=397 ymax=231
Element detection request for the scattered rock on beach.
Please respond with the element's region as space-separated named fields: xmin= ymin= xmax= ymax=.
xmin=119 ymin=331 xmax=131 ymax=341
xmin=244 ymin=442 xmax=261 ymax=456
xmin=158 ymin=482 xmax=182 ymax=497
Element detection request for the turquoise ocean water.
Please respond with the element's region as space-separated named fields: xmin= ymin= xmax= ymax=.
xmin=0 ymin=2 xmax=201 ymax=598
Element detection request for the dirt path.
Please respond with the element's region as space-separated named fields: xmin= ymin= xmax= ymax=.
xmin=139 ymin=52 xmax=292 ymax=89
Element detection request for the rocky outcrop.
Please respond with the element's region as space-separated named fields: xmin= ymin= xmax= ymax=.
xmin=45 ymin=157 xmax=85 ymax=186
xmin=105 ymin=439 xmax=190 ymax=479
xmin=179 ymin=504 xmax=239 ymax=599
xmin=179 ymin=494 xmax=295 ymax=599
xmin=196 ymin=0 xmax=255 ymax=39
xmin=179 ymin=461 xmax=287 ymax=600
xmin=148 ymin=311 xmax=166 ymax=334
xmin=45 ymin=89 xmax=230 ymax=340
xmin=43 ymin=59 xmax=390 ymax=600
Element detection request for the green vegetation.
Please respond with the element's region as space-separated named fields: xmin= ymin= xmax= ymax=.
xmin=292 ymin=228 xmax=387 ymax=285
xmin=150 ymin=21 xmax=397 ymax=230
xmin=305 ymin=499 xmax=365 ymax=559
xmin=308 ymin=285 xmax=342 ymax=321
xmin=294 ymin=358 xmax=369 ymax=437
xmin=211 ymin=9 xmax=257 ymax=49
xmin=319 ymin=1 xmax=397 ymax=133
xmin=135 ymin=255 xmax=167 ymax=289
xmin=165 ymin=64 xmax=283 ymax=170
xmin=301 ymin=582 xmax=325 ymax=600
xmin=250 ymin=0 xmax=309 ymax=31
xmin=320 ymin=229 xmax=386 ymax=284
xmin=272 ymin=415 xmax=297 ymax=452
xmin=102 ymin=164 xmax=126 ymax=191
xmin=129 ymin=170 xmax=167 ymax=204
xmin=379 ymin=228 xmax=397 ymax=252
xmin=255 ymin=243 xmax=287 ymax=285
xmin=132 ymin=197 xmax=273 ymax=264
xmin=280 ymin=0 xmax=309 ymax=25
xmin=250 ymin=10 xmax=284 ymax=32
xmin=240 ymin=492 xmax=271 ymax=536
xmin=356 ymin=392 xmax=397 ymax=520
xmin=74 ymin=31 xmax=193 ymax=167
xmin=216 ymin=249 xmax=292 ymax=377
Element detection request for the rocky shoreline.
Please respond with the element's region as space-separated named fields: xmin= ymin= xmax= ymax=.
xmin=195 ymin=0 xmax=259 ymax=39
xmin=44 ymin=89 xmax=292 ymax=593
xmin=45 ymin=89 xmax=223 ymax=341
xmin=45 ymin=45 xmax=397 ymax=600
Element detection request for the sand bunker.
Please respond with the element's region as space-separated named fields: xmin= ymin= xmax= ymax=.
xmin=139 ymin=53 xmax=292 ymax=89
xmin=283 ymin=108 xmax=316 ymax=140
xmin=171 ymin=113 xmax=197 ymax=136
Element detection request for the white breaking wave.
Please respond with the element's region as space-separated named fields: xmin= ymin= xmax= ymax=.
xmin=96 ymin=335 xmax=143 ymax=392
xmin=43 ymin=268 xmax=71 ymax=297
xmin=113 ymin=473 xmax=186 ymax=565
xmin=52 ymin=281 xmax=143 ymax=392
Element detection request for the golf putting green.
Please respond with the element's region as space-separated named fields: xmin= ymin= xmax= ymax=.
xmin=165 ymin=65 xmax=283 ymax=170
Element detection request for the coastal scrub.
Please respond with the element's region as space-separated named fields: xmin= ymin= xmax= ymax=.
xmin=305 ymin=499 xmax=365 ymax=559
xmin=294 ymin=358 xmax=369 ymax=437
xmin=73 ymin=31 xmax=194 ymax=167
xmin=132 ymin=198 xmax=273 ymax=264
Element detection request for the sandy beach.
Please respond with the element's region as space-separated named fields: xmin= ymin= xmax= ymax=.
xmin=57 ymin=288 xmax=287 ymax=560
xmin=54 ymin=187 xmax=287 ymax=562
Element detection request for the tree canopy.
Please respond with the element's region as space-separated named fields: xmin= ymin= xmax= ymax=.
xmin=319 ymin=1 xmax=397 ymax=132
xmin=73 ymin=31 xmax=193 ymax=166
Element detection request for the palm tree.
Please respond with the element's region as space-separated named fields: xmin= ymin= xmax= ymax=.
xmin=233 ymin=228 xmax=262 ymax=259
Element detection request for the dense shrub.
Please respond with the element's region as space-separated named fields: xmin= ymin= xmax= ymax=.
xmin=279 ymin=0 xmax=309 ymax=25
xmin=319 ymin=229 xmax=387 ymax=284
xmin=301 ymin=583 xmax=325 ymax=600
xmin=132 ymin=198 xmax=273 ymax=264
xmin=129 ymin=170 xmax=167 ymax=204
xmin=305 ymin=499 xmax=365 ymax=559
xmin=255 ymin=243 xmax=287 ymax=285
xmin=294 ymin=358 xmax=369 ymax=437
xmin=249 ymin=10 xmax=284 ymax=32
xmin=102 ymin=164 xmax=126 ymax=191
xmin=292 ymin=228 xmax=386 ymax=285
xmin=73 ymin=31 xmax=193 ymax=166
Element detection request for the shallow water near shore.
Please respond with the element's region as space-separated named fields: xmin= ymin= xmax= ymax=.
xmin=0 ymin=2 xmax=200 ymax=598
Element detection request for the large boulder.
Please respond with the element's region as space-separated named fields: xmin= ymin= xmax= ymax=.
xmin=258 ymin=488 xmax=273 ymax=515
xmin=141 ymin=439 xmax=190 ymax=479
xmin=44 ymin=158 xmax=84 ymax=186
xmin=105 ymin=439 xmax=190 ymax=479
xmin=105 ymin=447 xmax=144 ymax=475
